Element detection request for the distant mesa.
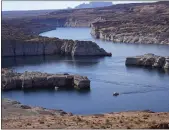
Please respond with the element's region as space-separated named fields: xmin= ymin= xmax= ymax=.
xmin=67 ymin=7 xmax=72 ymax=10
xmin=74 ymin=2 xmax=113 ymax=9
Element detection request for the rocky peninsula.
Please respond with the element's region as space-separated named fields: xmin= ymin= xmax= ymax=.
xmin=125 ymin=54 xmax=169 ymax=70
xmin=2 ymin=98 xmax=169 ymax=129
xmin=2 ymin=36 xmax=111 ymax=57
xmin=1 ymin=68 xmax=90 ymax=90
xmin=2 ymin=1 xmax=169 ymax=46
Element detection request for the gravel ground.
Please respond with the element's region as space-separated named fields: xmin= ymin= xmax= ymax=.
xmin=2 ymin=98 xmax=169 ymax=129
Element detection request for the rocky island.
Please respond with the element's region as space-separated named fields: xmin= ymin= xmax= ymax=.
xmin=125 ymin=53 xmax=169 ymax=70
xmin=2 ymin=37 xmax=111 ymax=57
xmin=2 ymin=68 xmax=90 ymax=90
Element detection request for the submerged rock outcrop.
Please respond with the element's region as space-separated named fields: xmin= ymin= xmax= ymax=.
xmin=2 ymin=37 xmax=111 ymax=57
xmin=125 ymin=53 xmax=169 ymax=70
xmin=1 ymin=68 xmax=90 ymax=90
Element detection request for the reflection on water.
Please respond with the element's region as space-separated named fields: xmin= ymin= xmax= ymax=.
xmin=18 ymin=87 xmax=91 ymax=95
xmin=40 ymin=28 xmax=169 ymax=57
xmin=126 ymin=66 xmax=169 ymax=76
xmin=2 ymin=55 xmax=105 ymax=69
xmin=2 ymin=27 xmax=169 ymax=115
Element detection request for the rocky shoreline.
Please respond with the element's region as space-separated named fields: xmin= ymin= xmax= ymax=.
xmin=2 ymin=37 xmax=112 ymax=57
xmin=2 ymin=98 xmax=70 ymax=117
xmin=2 ymin=1 xmax=169 ymax=46
xmin=125 ymin=53 xmax=169 ymax=70
xmin=2 ymin=68 xmax=90 ymax=91
xmin=2 ymin=98 xmax=169 ymax=129
xmin=90 ymin=2 xmax=169 ymax=45
xmin=90 ymin=20 xmax=169 ymax=45
xmin=2 ymin=2 xmax=169 ymax=128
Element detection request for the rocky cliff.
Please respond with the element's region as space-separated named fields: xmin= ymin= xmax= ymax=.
xmin=91 ymin=2 xmax=169 ymax=44
xmin=125 ymin=53 xmax=169 ymax=70
xmin=2 ymin=36 xmax=111 ymax=57
xmin=2 ymin=68 xmax=90 ymax=90
xmin=2 ymin=1 xmax=169 ymax=50
xmin=91 ymin=20 xmax=169 ymax=45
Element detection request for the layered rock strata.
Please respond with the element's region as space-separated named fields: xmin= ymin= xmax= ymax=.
xmin=90 ymin=2 xmax=169 ymax=45
xmin=2 ymin=1 xmax=169 ymax=45
xmin=2 ymin=37 xmax=112 ymax=57
xmin=125 ymin=53 xmax=169 ymax=70
xmin=91 ymin=20 xmax=169 ymax=45
xmin=1 ymin=68 xmax=90 ymax=90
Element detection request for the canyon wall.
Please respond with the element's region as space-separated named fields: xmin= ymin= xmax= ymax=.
xmin=90 ymin=2 xmax=169 ymax=44
xmin=2 ymin=1 xmax=169 ymax=47
xmin=91 ymin=20 xmax=169 ymax=45
xmin=2 ymin=37 xmax=111 ymax=57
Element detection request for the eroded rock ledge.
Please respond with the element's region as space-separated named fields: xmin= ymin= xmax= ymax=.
xmin=2 ymin=37 xmax=111 ymax=57
xmin=1 ymin=68 xmax=90 ymax=91
xmin=125 ymin=53 xmax=169 ymax=70
xmin=90 ymin=2 xmax=169 ymax=45
xmin=91 ymin=20 xmax=169 ymax=45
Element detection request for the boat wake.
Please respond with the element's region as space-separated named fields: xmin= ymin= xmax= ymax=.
xmin=121 ymin=88 xmax=169 ymax=95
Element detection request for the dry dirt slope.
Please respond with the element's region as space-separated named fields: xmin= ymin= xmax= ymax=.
xmin=2 ymin=98 xmax=169 ymax=129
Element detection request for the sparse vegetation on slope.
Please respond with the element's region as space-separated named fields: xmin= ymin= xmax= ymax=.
xmin=2 ymin=99 xmax=169 ymax=129
xmin=2 ymin=1 xmax=169 ymax=44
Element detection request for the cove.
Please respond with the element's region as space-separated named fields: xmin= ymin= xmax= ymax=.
xmin=2 ymin=27 xmax=169 ymax=115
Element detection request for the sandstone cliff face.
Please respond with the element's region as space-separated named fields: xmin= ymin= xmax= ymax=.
xmin=91 ymin=20 xmax=169 ymax=45
xmin=125 ymin=53 xmax=169 ymax=70
xmin=64 ymin=18 xmax=91 ymax=27
xmin=2 ymin=38 xmax=61 ymax=56
xmin=2 ymin=37 xmax=111 ymax=57
xmin=1 ymin=68 xmax=90 ymax=90
xmin=71 ymin=40 xmax=111 ymax=56
xmin=2 ymin=1 xmax=169 ymax=46
xmin=90 ymin=2 xmax=169 ymax=45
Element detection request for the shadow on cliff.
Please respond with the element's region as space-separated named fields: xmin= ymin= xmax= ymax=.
xmin=2 ymin=55 xmax=106 ymax=68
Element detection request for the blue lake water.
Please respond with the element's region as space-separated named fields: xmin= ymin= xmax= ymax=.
xmin=2 ymin=27 xmax=169 ymax=115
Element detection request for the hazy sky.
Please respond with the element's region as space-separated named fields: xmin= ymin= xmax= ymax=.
xmin=2 ymin=1 xmax=156 ymax=11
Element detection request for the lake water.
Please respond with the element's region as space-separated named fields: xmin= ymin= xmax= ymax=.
xmin=2 ymin=28 xmax=169 ymax=115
